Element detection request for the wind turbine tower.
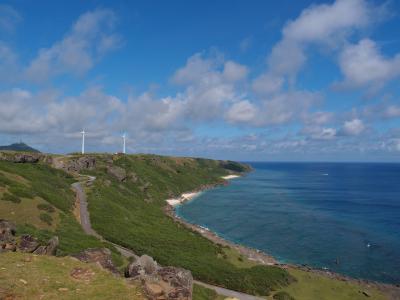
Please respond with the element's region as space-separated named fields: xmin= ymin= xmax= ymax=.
xmin=122 ymin=133 xmax=126 ymax=154
xmin=81 ymin=130 xmax=85 ymax=154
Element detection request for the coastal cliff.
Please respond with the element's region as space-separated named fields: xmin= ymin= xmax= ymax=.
xmin=0 ymin=151 xmax=396 ymax=300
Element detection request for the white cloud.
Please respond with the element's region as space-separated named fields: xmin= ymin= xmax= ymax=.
xmin=341 ymin=118 xmax=365 ymax=136
xmin=25 ymin=8 xmax=121 ymax=82
xmin=223 ymin=61 xmax=248 ymax=82
xmin=226 ymin=90 xmax=321 ymax=126
xmin=336 ymin=39 xmax=400 ymax=91
xmin=225 ymin=100 xmax=257 ymax=124
xmin=267 ymin=0 xmax=377 ymax=79
xmin=0 ymin=4 xmax=21 ymax=32
xmin=252 ymin=73 xmax=284 ymax=95
xmin=171 ymin=53 xmax=245 ymax=120
xmin=303 ymin=126 xmax=337 ymax=140
xmin=0 ymin=42 xmax=19 ymax=81
xmin=239 ymin=36 xmax=253 ymax=52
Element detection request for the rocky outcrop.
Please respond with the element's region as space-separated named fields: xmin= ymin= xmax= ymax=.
xmin=0 ymin=220 xmax=58 ymax=255
xmin=0 ymin=152 xmax=42 ymax=163
xmin=72 ymin=248 xmax=119 ymax=274
xmin=0 ymin=220 xmax=17 ymax=252
xmin=107 ymin=165 xmax=127 ymax=182
xmin=126 ymin=254 xmax=193 ymax=300
xmin=32 ymin=236 xmax=59 ymax=255
xmin=18 ymin=235 xmax=39 ymax=252
xmin=54 ymin=156 xmax=96 ymax=173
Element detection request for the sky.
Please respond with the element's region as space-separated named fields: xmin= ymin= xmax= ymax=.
xmin=0 ymin=0 xmax=400 ymax=161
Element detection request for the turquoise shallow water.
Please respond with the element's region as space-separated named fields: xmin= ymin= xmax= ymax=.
xmin=176 ymin=162 xmax=400 ymax=284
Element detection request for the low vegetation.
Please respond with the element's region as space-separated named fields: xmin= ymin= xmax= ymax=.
xmin=0 ymin=153 xmax=392 ymax=299
xmin=83 ymin=154 xmax=292 ymax=296
xmin=192 ymin=284 xmax=225 ymax=300
xmin=0 ymin=159 xmax=123 ymax=268
xmin=0 ymin=252 xmax=144 ymax=300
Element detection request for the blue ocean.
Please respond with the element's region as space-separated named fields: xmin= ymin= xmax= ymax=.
xmin=176 ymin=162 xmax=400 ymax=284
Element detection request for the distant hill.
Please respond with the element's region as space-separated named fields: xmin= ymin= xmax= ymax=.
xmin=0 ymin=142 xmax=40 ymax=153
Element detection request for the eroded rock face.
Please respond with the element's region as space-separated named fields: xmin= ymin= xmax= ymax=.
xmin=126 ymin=254 xmax=193 ymax=300
xmin=32 ymin=236 xmax=59 ymax=255
xmin=57 ymin=156 xmax=96 ymax=173
xmin=18 ymin=235 xmax=39 ymax=253
xmin=72 ymin=248 xmax=119 ymax=274
xmin=0 ymin=220 xmax=17 ymax=253
xmin=0 ymin=220 xmax=58 ymax=255
xmin=107 ymin=165 xmax=127 ymax=182
xmin=0 ymin=153 xmax=42 ymax=163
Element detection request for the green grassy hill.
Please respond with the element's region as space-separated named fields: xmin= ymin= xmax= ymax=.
xmin=0 ymin=142 xmax=40 ymax=153
xmin=0 ymin=152 xmax=393 ymax=299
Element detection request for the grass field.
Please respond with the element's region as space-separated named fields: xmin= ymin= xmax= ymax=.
xmin=271 ymin=268 xmax=387 ymax=300
xmin=0 ymin=154 xmax=393 ymax=299
xmin=0 ymin=196 xmax=60 ymax=230
xmin=0 ymin=159 xmax=124 ymax=268
xmin=83 ymin=154 xmax=292 ymax=296
xmin=0 ymin=252 xmax=144 ymax=300
xmin=193 ymin=284 xmax=225 ymax=300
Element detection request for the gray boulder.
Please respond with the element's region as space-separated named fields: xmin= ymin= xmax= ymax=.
xmin=125 ymin=254 xmax=193 ymax=300
xmin=72 ymin=248 xmax=119 ymax=274
xmin=107 ymin=165 xmax=127 ymax=182
xmin=18 ymin=235 xmax=39 ymax=252
xmin=32 ymin=236 xmax=58 ymax=255
xmin=0 ymin=220 xmax=16 ymax=253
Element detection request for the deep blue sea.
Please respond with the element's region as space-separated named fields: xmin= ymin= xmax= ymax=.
xmin=176 ymin=162 xmax=400 ymax=284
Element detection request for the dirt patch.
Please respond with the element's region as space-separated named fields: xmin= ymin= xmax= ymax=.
xmin=0 ymin=287 xmax=18 ymax=300
xmin=0 ymin=170 xmax=30 ymax=187
xmin=70 ymin=267 xmax=96 ymax=283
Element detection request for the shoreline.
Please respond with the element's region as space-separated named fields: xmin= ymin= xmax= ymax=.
xmin=164 ymin=174 xmax=400 ymax=298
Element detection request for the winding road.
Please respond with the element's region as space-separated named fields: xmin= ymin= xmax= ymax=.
xmin=71 ymin=176 xmax=263 ymax=300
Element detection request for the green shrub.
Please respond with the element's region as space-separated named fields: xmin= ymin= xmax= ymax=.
xmin=87 ymin=154 xmax=293 ymax=295
xmin=193 ymin=284 xmax=220 ymax=300
xmin=1 ymin=192 xmax=21 ymax=203
xmin=273 ymin=291 xmax=296 ymax=300
xmin=39 ymin=213 xmax=53 ymax=225
xmin=37 ymin=203 xmax=55 ymax=213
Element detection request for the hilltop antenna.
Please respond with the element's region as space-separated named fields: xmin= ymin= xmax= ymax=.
xmin=122 ymin=133 xmax=126 ymax=154
xmin=81 ymin=130 xmax=85 ymax=154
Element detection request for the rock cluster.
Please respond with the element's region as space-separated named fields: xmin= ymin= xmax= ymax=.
xmin=0 ymin=153 xmax=42 ymax=163
xmin=0 ymin=219 xmax=58 ymax=255
xmin=56 ymin=156 xmax=96 ymax=173
xmin=107 ymin=165 xmax=127 ymax=182
xmin=0 ymin=220 xmax=17 ymax=252
xmin=72 ymin=248 xmax=119 ymax=274
xmin=125 ymin=254 xmax=193 ymax=300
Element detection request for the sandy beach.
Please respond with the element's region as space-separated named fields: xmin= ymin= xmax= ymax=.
xmin=164 ymin=174 xmax=400 ymax=299
xmin=166 ymin=191 xmax=202 ymax=206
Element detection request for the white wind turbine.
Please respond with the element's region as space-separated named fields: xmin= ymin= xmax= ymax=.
xmin=81 ymin=130 xmax=85 ymax=154
xmin=122 ymin=133 xmax=126 ymax=154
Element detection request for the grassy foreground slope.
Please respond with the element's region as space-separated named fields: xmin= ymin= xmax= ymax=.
xmin=0 ymin=252 xmax=144 ymax=300
xmin=84 ymin=154 xmax=292 ymax=296
xmin=0 ymin=159 xmax=123 ymax=265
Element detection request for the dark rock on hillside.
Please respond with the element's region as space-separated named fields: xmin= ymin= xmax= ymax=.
xmin=32 ymin=236 xmax=59 ymax=255
xmin=0 ymin=220 xmax=59 ymax=255
xmin=0 ymin=220 xmax=17 ymax=252
xmin=0 ymin=152 xmax=42 ymax=163
xmin=56 ymin=156 xmax=96 ymax=173
xmin=107 ymin=165 xmax=127 ymax=182
xmin=126 ymin=254 xmax=193 ymax=300
xmin=72 ymin=248 xmax=119 ymax=274
xmin=18 ymin=235 xmax=39 ymax=253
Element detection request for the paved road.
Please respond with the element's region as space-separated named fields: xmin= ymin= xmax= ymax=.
xmin=71 ymin=176 xmax=262 ymax=300
xmin=71 ymin=177 xmax=100 ymax=238
xmin=194 ymin=281 xmax=264 ymax=300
